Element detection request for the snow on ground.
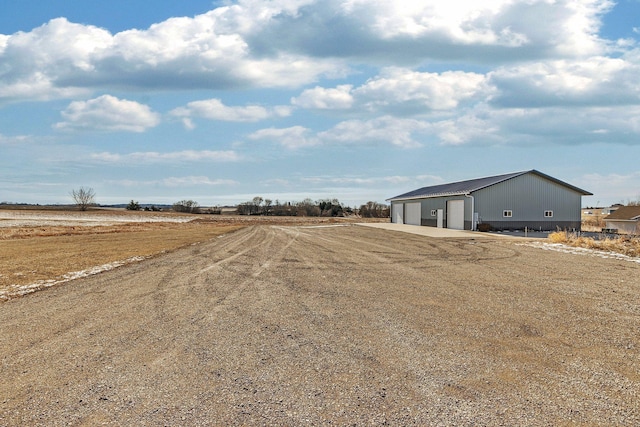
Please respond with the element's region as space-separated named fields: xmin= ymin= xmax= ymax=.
xmin=0 ymin=210 xmax=194 ymax=227
xmin=0 ymin=256 xmax=148 ymax=301
xmin=519 ymin=242 xmax=640 ymax=264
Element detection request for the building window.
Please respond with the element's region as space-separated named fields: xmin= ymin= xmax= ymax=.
xmin=503 ymin=210 xmax=513 ymax=217
xmin=431 ymin=210 xmax=437 ymax=216
xmin=544 ymin=210 xmax=553 ymax=217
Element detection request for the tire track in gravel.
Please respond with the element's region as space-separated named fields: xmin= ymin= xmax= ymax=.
xmin=268 ymin=225 xmax=638 ymax=425
xmin=198 ymin=226 xmax=302 ymax=308
xmin=1 ymin=224 xmax=639 ymax=426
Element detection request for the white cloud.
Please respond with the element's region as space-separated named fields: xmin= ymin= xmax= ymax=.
xmin=0 ymin=0 xmax=616 ymax=103
xmin=428 ymin=103 xmax=640 ymax=146
xmin=489 ymin=56 xmax=640 ymax=107
xmin=301 ymin=175 xmax=412 ymax=185
xmin=428 ymin=111 xmax=501 ymax=146
xmin=0 ymin=134 xmax=32 ymax=145
xmin=294 ymin=68 xmax=488 ymax=114
xmin=354 ymin=68 xmax=488 ymax=111
xmin=0 ymin=34 xmax=8 ymax=51
xmin=108 ymin=176 xmax=238 ymax=187
xmin=292 ymin=85 xmax=354 ymax=109
xmin=255 ymin=0 xmax=611 ymax=63
xmin=55 ymin=95 xmax=160 ymax=132
xmin=89 ymin=150 xmax=240 ymax=163
xmin=170 ymin=98 xmax=291 ymax=125
xmin=0 ymin=10 xmax=344 ymax=102
xmin=250 ymin=116 xmax=428 ymax=149
xmin=342 ymin=0 xmax=516 ymax=42
xmin=318 ymin=116 xmax=427 ymax=148
xmin=0 ymin=18 xmax=111 ymax=101
xmin=249 ymin=126 xmax=319 ymax=148
xmin=162 ymin=176 xmax=238 ymax=187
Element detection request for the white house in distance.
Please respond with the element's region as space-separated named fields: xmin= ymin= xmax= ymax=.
xmin=387 ymin=170 xmax=592 ymax=231
xmin=604 ymin=206 xmax=640 ymax=235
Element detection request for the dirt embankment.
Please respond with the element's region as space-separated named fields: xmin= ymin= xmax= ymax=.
xmin=1 ymin=224 xmax=639 ymax=425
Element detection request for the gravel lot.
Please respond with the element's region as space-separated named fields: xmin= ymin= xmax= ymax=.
xmin=1 ymin=224 xmax=639 ymax=425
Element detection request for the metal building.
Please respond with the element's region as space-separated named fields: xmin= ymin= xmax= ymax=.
xmin=387 ymin=170 xmax=592 ymax=231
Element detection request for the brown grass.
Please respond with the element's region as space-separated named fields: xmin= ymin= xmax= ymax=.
xmin=548 ymin=231 xmax=640 ymax=257
xmin=0 ymin=221 xmax=244 ymax=295
xmin=580 ymin=213 xmax=606 ymax=232
xmin=0 ymin=211 xmax=388 ymax=300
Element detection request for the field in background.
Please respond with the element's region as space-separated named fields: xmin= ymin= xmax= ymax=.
xmin=0 ymin=208 xmax=384 ymax=300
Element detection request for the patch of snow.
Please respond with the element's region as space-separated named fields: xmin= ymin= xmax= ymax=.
xmin=520 ymin=242 xmax=640 ymax=264
xmin=0 ymin=256 xmax=147 ymax=301
xmin=0 ymin=211 xmax=194 ymax=227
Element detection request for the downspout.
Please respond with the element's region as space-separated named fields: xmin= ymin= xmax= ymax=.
xmin=465 ymin=194 xmax=475 ymax=231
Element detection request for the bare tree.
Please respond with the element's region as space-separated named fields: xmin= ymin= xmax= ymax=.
xmin=264 ymin=199 xmax=272 ymax=215
xmin=251 ymin=196 xmax=264 ymax=215
xmin=173 ymin=200 xmax=200 ymax=214
xmin=70 ymin=187 xmax=96 ymax=211
xmin=359 ymin=201 xmax=390 ymax=218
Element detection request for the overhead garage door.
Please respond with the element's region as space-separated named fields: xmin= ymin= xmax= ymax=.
xmin=447 ymin=200 xmax=464 ymax=230
xmin=404 ymin=202 xmax=421 ymax=226
xmin=391 ymin=203 xmax=403 ymax=224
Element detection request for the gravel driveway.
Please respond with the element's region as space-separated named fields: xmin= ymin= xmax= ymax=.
xmin=1 ymin=225 xmax=639 ymax=425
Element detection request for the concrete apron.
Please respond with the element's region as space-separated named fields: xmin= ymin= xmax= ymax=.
xmin=356 ymin=222 xmax=524 ymax=239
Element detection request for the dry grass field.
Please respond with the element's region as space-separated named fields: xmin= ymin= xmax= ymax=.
xmin=549 ymin=231 xmax=640 ymax=257
xmin=0 ymin=208 xmax=377 ymax=300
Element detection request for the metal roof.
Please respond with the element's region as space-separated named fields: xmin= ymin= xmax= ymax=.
xmin=387 ymin=170 xmax=592 ymax=201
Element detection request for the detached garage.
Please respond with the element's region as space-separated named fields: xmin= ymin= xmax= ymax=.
xmin=387 ymin=170 xmax=592 ymax=231
xmin=604 ymin=206 xmax=640 ymax=235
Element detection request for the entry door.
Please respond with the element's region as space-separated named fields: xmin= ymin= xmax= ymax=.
xmin=447 ymin=200 xmax=464 ymax=230
xmin=404 ymin=202 xmax=421 ymax=226
xmin=436 ymin=209 xmax=444 ymax=228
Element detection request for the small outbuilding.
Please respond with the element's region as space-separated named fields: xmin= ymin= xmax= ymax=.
xmin=604 ymin=206 xmax=640 ymax=235
xmin=387 ymin=170 xmax=592 ymax=231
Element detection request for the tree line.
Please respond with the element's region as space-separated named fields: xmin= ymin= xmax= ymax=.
xmin=67 ymin=187 xmax=389 ymax=218
xmin=236 ymin=197 xmax=389 ymax=218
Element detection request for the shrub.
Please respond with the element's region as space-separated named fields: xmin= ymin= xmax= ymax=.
xmin=547 ymin=231 xmax=640 ymax=258
xmin=477 ymin=223 xmax=492 ymax=232
xmin=548 ymin=231 xmax=569 ymax=243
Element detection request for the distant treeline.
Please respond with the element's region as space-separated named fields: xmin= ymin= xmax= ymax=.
xmin=1 ymin=199 xmax=389 ymax=218
xmin=236 ymin=197 xmax=389 ymax=218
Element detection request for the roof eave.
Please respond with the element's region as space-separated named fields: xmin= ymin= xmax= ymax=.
xmin=387 ymin=192 xmax=469 ymax=202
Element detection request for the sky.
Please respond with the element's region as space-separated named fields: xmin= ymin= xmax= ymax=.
xmin=1 ymin=0 xmax=639 ymax=208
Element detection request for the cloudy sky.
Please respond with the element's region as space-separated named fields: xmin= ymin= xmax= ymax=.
xmin=1 ymin=0 xmax=639 ymax=207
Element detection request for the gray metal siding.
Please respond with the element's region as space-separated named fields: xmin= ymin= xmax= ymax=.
xmin=391 ymin=171 xmax=585 ymax=231
xmin=473 ymin=173 xmax=582 ymax=230
xmin=418 ymin=197 xmax=470 ymax=229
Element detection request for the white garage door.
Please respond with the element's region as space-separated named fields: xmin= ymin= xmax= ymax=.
xmin=447 ymin=200 xmax=465 ymax=230
xmin=391 ymin=203 xmax=404 ymax=224
xmin=404 ymin=202 xmax=421 ymax=226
